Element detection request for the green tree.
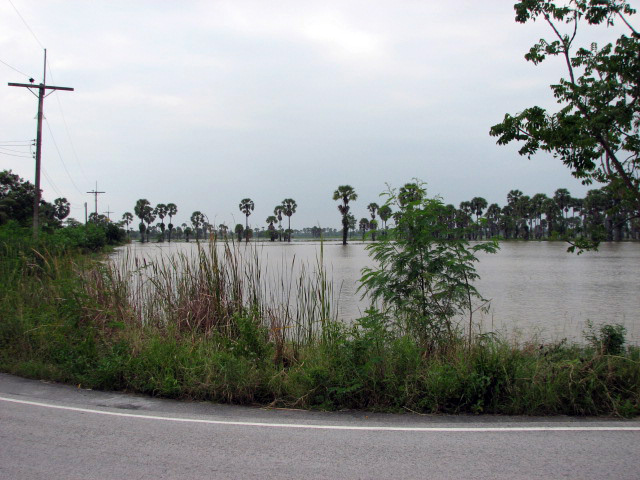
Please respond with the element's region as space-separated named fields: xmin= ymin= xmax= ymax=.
xmin=234 ymin=223 xmax=244 ymax=242
xmin=191 ymin=211 xmax=205 ymax=241
xmin=134 ymin=199 xmax=152 ymax=243
xmin=367 ymin=202 xmax=379 ymax=241
xmin=121 ymin=212 xmax=133 ymax=238
xmin=53 ymin=198 xmax=70 ymax=222
xmin=166 ymin=203 xmax=178 ymax=243
xmin=378 ymin=204 xmax=392 ymax=234
xmin=266 ymin=215 xmax=278 ymax=241
xmin=359 ymin=217 xmax=369 ymax=241
xmin=333 ymin=185 xmax=357 ymax=245
xmin=360 ymin=182 xmax=498 ymax=351
xmin=280 ymin=198 xmax=297 ymax=242
xmin=239 ymin=198 xmax=254 ymax=243
xmin=154 ymin=203 xmax=168 ymax=241
xmin=491 ymin=1 xmax=640 ymax=239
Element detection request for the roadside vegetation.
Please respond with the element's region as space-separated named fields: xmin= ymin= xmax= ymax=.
xmin=1 ymin=180 xmax=638 ymax=417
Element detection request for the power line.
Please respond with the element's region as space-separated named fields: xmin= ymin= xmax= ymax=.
xmin=44 ymin=118 xmax=83 ymax=194
xmin=42 ymin=167 xmax=63 ymax=197
xmin=0 ymin=150 xmax=32 ymax=158
xmin=0 ymin=145 xmax=31 ymax=154
xmin=46 ymin=60 xmax=89 ymax=183
xmin=0 ymin=58 xmax=31 ymax=78
xmin=7 ymin=0 xmax=45 ymax=50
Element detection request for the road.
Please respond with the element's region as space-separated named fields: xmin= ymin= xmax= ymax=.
xmin=1 ymin=373 xmax=639 ymax=479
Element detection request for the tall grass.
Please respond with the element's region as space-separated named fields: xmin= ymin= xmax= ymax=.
xmin=1 ymin=233 xmax=639 ymax=416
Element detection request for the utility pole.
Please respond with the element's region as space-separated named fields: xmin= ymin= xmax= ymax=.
xmin=8 ymin=49 xmax=74 ymax=239
xmin=84 ymin=202 xmax=88 ymax=224
xmin=87 ymin=182 xmax=105 ymax=221
xmin=103 ymin=206 xmax=113 ymax=221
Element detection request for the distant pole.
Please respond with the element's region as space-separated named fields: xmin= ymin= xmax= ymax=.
xmin=8 ymin=49 xmax=74 ymax=239
xmin=103 ymin=206 xmax=113 ymax=221
xmin=84 ymin=202 xmax=88 ymax=224
xmin=87 ymin=182 xmax=105 ymax=221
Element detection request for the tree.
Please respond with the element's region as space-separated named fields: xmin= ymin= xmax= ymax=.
xmin=239 ymin=198 xmax=254 ymax=243
xmin=280 ymin=198 xmax=297 ymax=242
xmin=359 ymin=217 xmax=369 ymax=241
xmin=166 ymin=203 xmax=178 ymax=243
xmin=234 ymin=223 xmax=244 ymax=242
xmin=360 ymin=182 xmax=498 ymax=351
xmin=0 ymin=170 xmax=56 ymax=228
xmin=122 ymin=212 xmax=133 ymax=238
xmin=154 ymin=203 xmax=168 ymax=241
xmin=333 ymin=185 xmax=358 ymax=245
xmin=490 ymin=1 xmax=640 ymax=240
xmin=266 ymin=215 xmax=278 ymax=241
xmin=191 ymin=211 xmax=205 ymax=241
xmin=53 ymin=198 xmax=70 ymax=222
xmin=378 ymin=204 xmax=392 ymax=234
xmin=367 ymin=202 xmax=379 ymax=241
xmin=134 ymin=199 xmax=152 ymax=243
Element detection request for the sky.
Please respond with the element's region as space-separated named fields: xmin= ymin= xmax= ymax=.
xmin=0 ymin=0 xmax=632 ymax=230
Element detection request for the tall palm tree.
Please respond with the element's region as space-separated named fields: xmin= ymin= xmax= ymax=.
xmin=554 ymin=188 xmax=572 ymax=234
xmin=154 ymin=203 xmax=167 ymax=241
xmin=470 ymin=197 xmax=488 ymax=239
xmin=122 ymin=212 xmax=133 ymax=238
xmin=378 ymin=204 xmax=392 ymax=234
xmin=166 ymin=203 xmax=178 ymax=243
xmin=134 ymin=199 xmax=152 ymax=243
xmin=367 ymin=203 xmax=379 ymax=241
xmin=273 ymin=205 xmax=283 ymax=241
xmin=280 ymin=198 xmax=297 ymax=242
xmin=333 ymin=185 xmax=357 ymax=245
xmin=239 ymin=198 xmax=254 ymax=243
xmin=191 ymin=211 xmax=205 ymax=241
xmin=359 ymin=217 xmax=369 ymax=241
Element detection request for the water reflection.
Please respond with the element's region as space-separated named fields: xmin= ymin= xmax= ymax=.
xmin=114 ymin=241 xmax=639 ymax=344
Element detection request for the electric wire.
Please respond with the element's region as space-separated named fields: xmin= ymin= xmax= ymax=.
xmin=0 ymin=57 xmax=31 ymax=78
xmin=46 ymin=60 xmax=89 ymax=182
xmin=41 ymin=167 xmax=63 ymax=197
xmin=44 ymin=118 xmax=83 ymax=195
xmin=7 ymin=0 xmax=45 ymax=50
xmin=0 ymin=150 xmax=32 ymax=158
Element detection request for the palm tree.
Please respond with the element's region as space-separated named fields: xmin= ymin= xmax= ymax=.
xmin=191 ymin=211 xmax=205 ymax=241
xmin=347 ymin=213 xmax=356 ymax=240
xmin=239 ymin=198 xmax=254 ymax=243
xmin=359 ymin=217 xmax=369 ymax=241
xmin=234 ymin=223 xmax=244 ymax=242
xmin=154 ymin=203 xmax=168 ymax=241
xmin=280 ymin=198 xmax=297 ymax=242
xmin=554 ymin=188 xmax=572 ymax=234
xmin=367 ymin=202 xmax=379 ymax=241
xmin=333 ymin=185 xmax=357 ymax=245
xmin=266 ymin=215 xmax=278 ymax=241
xmin=486 ymin=203 xmax=501 ymax=238
xmin=273 ymin=205 xmax=283 ymax=241
xmin=134 ymin=199 xmax=152 ymax=243
xmin=53 ymin=197 xmax=70 ymax=222
xmin=378 ymin=204 xmax=392 ymax=234
xmin=470 ymin=197 xmax=488 ymax=239
xmin=166 ymin=203 xmax=178 ymax=243
xmin=122 ymin=212 xmax=133 ymax=238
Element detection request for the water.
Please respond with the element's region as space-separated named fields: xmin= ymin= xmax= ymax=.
xmin=114 ymin=240 xmax=640 ymax=344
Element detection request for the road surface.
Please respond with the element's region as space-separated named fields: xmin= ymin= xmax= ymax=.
xmin=1 ymin=373 xmax=638 ymax=479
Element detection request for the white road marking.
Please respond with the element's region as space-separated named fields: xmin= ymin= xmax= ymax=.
xmin=1 ymin=395 xmax=639 ymax=432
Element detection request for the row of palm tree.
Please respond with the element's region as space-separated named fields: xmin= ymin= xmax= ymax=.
xmin=125 ymin=185 xmax=637 ymax=244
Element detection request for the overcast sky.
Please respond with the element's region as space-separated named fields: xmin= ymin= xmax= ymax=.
xmin=0 ymin=1 xmax=630 ymax=229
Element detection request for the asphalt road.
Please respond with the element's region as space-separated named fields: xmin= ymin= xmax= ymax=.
xmin=1 ymin=373 xmax=639 ymax=479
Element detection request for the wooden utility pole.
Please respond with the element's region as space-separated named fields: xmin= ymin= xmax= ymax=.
xmin=8 ymin=49 xmax=74 ymax=239
xmin=87 ymin=182 xmax=105 ymax=220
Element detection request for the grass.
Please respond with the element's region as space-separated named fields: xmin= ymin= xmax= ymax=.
xmin=1 ymin=228 xmax=639 ymax=417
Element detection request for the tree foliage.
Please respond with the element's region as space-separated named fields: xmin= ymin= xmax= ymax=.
xmin=490 ymin=0 xmax=639 ymax=220
xmin=360 ymin=182 xmax=498 ymax=351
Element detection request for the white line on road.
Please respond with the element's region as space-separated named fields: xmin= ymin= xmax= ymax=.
xmin=1 ymin=395 xmax=639 ymax=432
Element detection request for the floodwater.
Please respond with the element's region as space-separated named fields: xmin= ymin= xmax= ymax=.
xmin=114 ymin=240 xmax=640 ymax=344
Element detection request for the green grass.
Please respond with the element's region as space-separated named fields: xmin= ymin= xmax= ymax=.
xmin=1 ymin=226 xmax=638 ymax=417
